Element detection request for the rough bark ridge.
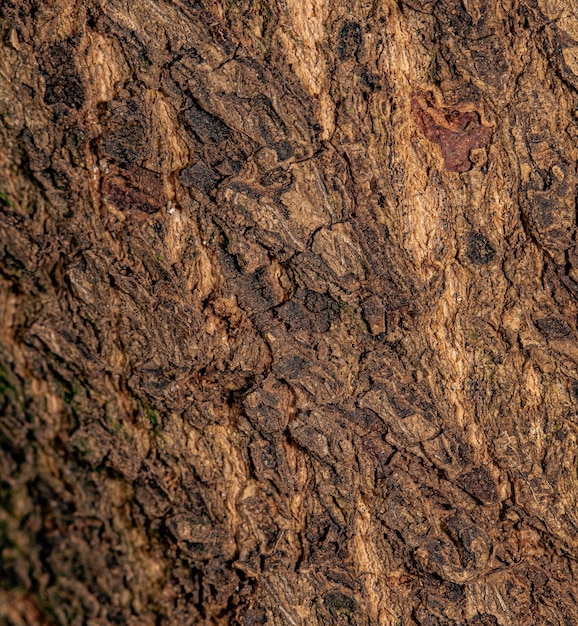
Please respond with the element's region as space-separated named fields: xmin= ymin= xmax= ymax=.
xmin=1 ymin=0 xmax=578 ymax=624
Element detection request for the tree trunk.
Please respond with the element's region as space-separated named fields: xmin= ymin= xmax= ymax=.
xmin=1 ymin=0 xmax=578 ymax=624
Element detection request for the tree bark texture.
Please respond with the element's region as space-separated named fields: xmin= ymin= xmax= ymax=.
xmin=2 ymin=0 xmax=578 ymax=624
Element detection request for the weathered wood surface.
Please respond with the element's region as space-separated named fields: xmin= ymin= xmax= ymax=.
xmin=2 ymin=0 xmax=578 ymax=623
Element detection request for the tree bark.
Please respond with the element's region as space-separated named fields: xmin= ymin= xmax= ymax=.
xmin=2 ymin=0 xmax=578 ymax=624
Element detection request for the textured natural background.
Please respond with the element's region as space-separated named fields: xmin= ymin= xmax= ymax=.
xmin=2 ymin=0 xmax=578 ymax=624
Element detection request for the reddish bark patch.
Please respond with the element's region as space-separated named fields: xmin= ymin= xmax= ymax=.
xmin=412 ymin=92 xmax=493 ymax=172
xmin=103 ymin=165 xmax=167 ymax=214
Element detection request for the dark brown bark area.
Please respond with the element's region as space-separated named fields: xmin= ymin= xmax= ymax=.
xmin=2 ymin=0 xmax=578 ymax=624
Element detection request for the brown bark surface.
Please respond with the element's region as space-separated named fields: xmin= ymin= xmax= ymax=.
xmin=2 ymin=0 xmax=578 ymax=624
